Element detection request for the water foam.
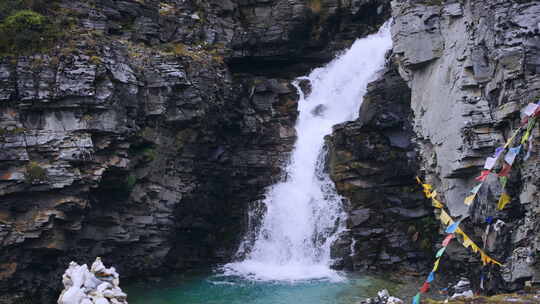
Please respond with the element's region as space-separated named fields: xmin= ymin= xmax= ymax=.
xmin=224 ymin=22 xmax=393 ymax=282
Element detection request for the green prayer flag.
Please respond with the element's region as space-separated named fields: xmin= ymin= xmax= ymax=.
xmin=436 ymin=247 xmax=446 ymax=258
xmin=499 ymin=176 xmax=508 ymax=189
xmin=412 ymin=293 xmax=421 ymax=304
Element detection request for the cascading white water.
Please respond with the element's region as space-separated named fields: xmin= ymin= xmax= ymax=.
xmin=224 ymin=22 xmax=393 ymax=282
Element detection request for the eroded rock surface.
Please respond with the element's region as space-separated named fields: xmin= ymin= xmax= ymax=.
xmin=391 ymin=0 xmax=540 ymax=293
xmin=0 ymin=0 xmax=391 ymax=302
xmin=327 ymin=60 xmax=432 ymax=271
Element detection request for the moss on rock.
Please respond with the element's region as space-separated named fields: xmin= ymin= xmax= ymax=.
xmin=24 ymin=161 xmax=47 ymax=183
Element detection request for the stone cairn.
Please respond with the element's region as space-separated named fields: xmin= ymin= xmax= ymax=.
xmin=358 ymin=289 xmax=404 ymax=304
xmin=450 ymin=278 xmax=474 ymax=300
xmin=57 ymin=257 xmax=128 ymax=304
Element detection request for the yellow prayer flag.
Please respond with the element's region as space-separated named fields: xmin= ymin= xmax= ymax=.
xmin=497 ymin=193 xmax=511 ymax=210
xmin=491 ymin=258 xmax=503 ymax=267
xmin=423 ymin=185 xmax=433 ymax=198
xmin=505 ymin=132 xmax=518 ymax=148
xmin=464 ymin=194 xmax=476 ymax=206
xmin=432 ymin=258 xmax=441 ymax=272
xmin=457 ymin=229 xmax=478 ymax=252
xmin=470 ymin=242 xmax=479 ymax=253
xmin=521 ymin=130 xmax=531 ymax=145
xmin=479 ymin=249 xmax=503 ymax=266
xmin=462 ymin=235 xmax=473 ymax=248
xmin=439 ymin=210 xmax=452 ymax=225
xmin=481 ymin=252 xmax=490 ymax=266
xmin=432 ymin=198 xmax=444 ymax=209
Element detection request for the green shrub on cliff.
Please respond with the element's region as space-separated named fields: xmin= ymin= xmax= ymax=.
xmin=125 ymin=174 xmax=137 ymax=190
xmin=0 ymin=0 xmax=53 ymax=18
xmin=0 ymin=9 xmax=58 ymax=54
xmin=0 ymin=0 xmax=68 ymax=55
xmin=2 ymin=9 xmax=46 ymax=33
xmin=141 ymin=147 xmax=157 ymax=162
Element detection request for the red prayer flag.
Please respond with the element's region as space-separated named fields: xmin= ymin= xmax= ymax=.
xmin=420 ymin=282 xmax=430 ymax=293
xmin=498 ymin=163 xmax=512 ymax=177
xmin=534 ymin=107 xmax=540 ymax=117
xmin=521 ymin=116 xmax=529 ymax=126
xmin=475 ymin=170 xmax=490 ymax=181
xmin=442 ymin=234 xmax=454 ymax=247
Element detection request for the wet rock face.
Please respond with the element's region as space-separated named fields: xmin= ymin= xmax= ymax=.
xmin=391 ymin=0 xmax=540 ymax=292
xmin=0 ymin=55 xmax=298 ymax=301
xmin=0 ymin=57 xmax=297 ymax=302
xmin=229 ymin=0 xmax=392 ymax=75
xmin=0 ymin=0 xmax=391 ymax=302
xmin=327 ymin=61 xmax=433 ymax=271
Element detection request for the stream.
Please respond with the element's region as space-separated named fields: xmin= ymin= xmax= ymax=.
xmin=126 ymin=271 xmax=403 ymax=304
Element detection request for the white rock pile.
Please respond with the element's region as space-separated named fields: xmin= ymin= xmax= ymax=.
xmin=450 ymin=278 xmax=474 ymax=300
xmin=57 ymin=257 xmax=128 ymax=304
xmin=358 ymin=289 xmax=404 ymax=304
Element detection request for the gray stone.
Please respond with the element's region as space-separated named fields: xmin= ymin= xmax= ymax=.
xmin=391 ymin=3 xmax=444 ymax=68
xmin=350 ymin=209 xmax=370 ymax=227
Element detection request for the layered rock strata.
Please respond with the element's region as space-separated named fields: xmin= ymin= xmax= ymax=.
xmin=390 ymin=0 xmax=540 ymax=293
xmin=0 ymin=0 xmax=392 ymax=302
xmin=327 ymin=60 xmax=433 ymax=271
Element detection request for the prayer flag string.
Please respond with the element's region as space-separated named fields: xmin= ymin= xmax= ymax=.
xmin=464 ymin=102 xmax=539 ymax=209
xmin=411 ymin=101 xmax=538 ymax=304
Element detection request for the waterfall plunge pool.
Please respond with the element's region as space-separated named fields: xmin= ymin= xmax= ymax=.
xmin=125 ymin=270 xmax=408 ymax=304
xmin=126 ymin=22 xmax=401 ymax=304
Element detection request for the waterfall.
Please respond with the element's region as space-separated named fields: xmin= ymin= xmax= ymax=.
xmin=224 ymin=22 xmax=393 ymax=282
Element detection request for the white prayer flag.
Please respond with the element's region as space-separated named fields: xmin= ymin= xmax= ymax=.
xmin=523 ymin=103 xmax=539 ymax=116
xmin=504 ymin=146 xmax=521 ymax=165
xmin=484 ymin=157 xmax=497 ymax=170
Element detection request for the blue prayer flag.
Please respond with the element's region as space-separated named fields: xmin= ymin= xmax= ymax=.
xmin=427 ymin=271 xmax=435 ymax=283
xmin=445 ymin=222 xmax=459 ymax=233
xmin=494 ymin=147 xmax=505 ymax=158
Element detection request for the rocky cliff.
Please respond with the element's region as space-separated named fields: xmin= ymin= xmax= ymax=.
xmin=327 ymin=60 xmax=435 ymax=273
xmin=0 ymin=0 xmax=391 ymax=302
xmin=325 ymin=0 xmax=540 ymax=297
xmin=389 ymin=0 xmax=540 ymax=294
xmin=5 ymin=0 xmax=539 ymax=301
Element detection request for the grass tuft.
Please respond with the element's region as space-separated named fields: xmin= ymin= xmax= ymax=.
xmin=25 ymin=161 xmax=47 ymax=183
